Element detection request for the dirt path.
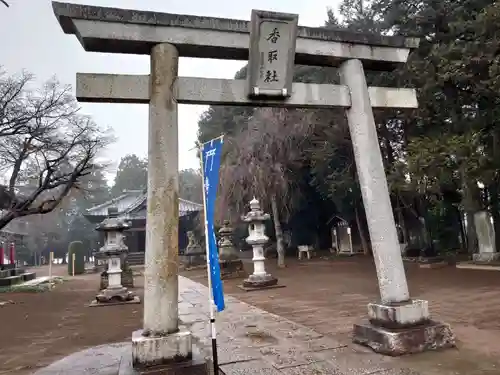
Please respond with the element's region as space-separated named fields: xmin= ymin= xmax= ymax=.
xmin=0 ymin=266 xmax=143 ymax=375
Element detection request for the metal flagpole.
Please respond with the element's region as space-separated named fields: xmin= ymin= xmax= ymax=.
xmin=199 ymin=139 xmax=220 ymax=375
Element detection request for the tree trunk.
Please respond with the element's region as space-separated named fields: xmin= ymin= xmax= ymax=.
xmin=396 ymin=196 xmax=409 ymax=245
xmin=490 ymin=182 xmax=500 ymax=253
xmin=270 ymin=195 xmax=286 ymax=268
xmin=455 ymin=205 xmax=467 ymax=253
xmin=0 ymin=211 xmax=15 ymax=232
xmin=462 ymin=179 xmax=480 ymax=255
xmin=491 ymin=129 xmax=500 ymax=253
xmin=354 ymin=202 xmax=370 ymax=255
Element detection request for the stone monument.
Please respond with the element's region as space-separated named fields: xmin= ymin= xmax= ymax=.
xmin=472 ymin=211 xmax=499 ymax=263
xmin=180 ymin=231 xmax=206 ymax=270
xmin=240 ymin=198 xmax=282 ymax=290
xmin=335 ymin=222 xmax=356 ymax=256
xmin=90 ymin=207 xmax=140 ymax=306
xmin=218 ymin=220 xmax=245 ymax=279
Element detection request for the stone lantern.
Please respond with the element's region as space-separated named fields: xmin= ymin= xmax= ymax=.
xmin=241 ymin=198 xmax=279 ymax=289
xmin=218 ymin=220 xmax=244 ymax=279
xmin=91 ymin=207 xmax=140 ymax=306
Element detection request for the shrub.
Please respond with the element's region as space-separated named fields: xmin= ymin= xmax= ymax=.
xmin=67 ymin=241 xmax=85 ymax=276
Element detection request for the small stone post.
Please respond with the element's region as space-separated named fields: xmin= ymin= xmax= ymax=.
xmin=219 ymin=220 xmax=245 ymax=279
xmin=90 ymin=207 xmax=139 ymax=306
xmin=340 ymin=59 xmax=455 ymax=355
xmin=240 ymin=198 xmax=281 ymax=290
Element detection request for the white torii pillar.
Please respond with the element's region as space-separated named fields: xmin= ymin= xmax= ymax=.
xmin=131 ymin=43 xmax=192 ymax=368
xmin=340 ymin=59 xmax=454 ymax=354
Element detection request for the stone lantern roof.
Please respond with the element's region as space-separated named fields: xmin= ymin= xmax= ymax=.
xmin=96 ymin=207 xmax=131 ymax=232
xmin=242 ymin=197 xmax=270 ymax=222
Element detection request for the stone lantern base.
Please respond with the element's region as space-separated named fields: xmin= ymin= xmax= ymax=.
xmin=239 ymin=273 xmax=284 ymax=291
xmin=90 ymin=287 xmax=141 ymax=307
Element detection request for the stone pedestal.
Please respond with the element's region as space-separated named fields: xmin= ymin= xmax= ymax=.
xmin=218 ymin=220 xmax=245 ymax=279
xmin=353 ymin=299 xmax=455 ymax=355
xmin=180 ymin=231 xmax=206 ymax=270
xmin=101 ymin=260 xmax=134 ymax=289
xmin=239 ymin=198 xmax=281 ymax=291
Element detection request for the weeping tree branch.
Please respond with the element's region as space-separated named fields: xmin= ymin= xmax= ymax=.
xmin=218 ymin=107 xmax=315 ymax=266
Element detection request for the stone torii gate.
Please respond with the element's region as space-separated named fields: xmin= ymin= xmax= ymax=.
xmin=52 ymin=1 xmax=455 ymax=370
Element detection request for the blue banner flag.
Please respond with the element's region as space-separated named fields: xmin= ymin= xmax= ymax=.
xmin=201 ymin=136 xmax=225 ymax=312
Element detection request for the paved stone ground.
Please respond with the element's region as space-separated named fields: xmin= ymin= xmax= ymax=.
xmin=34 ymin=276 xmax=415 ymax=375
xmin=179 ymin=277 xmax=421 ymax=375
xmin=186 ymin=256 xmax=500 ymax=375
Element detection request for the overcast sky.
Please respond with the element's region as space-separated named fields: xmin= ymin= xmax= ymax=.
xmin=1 ymin=0 xmax=337 ymax=182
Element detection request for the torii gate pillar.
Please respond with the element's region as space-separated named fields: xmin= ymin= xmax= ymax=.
xmin=130 ymin=42 xmax=195 ymax=369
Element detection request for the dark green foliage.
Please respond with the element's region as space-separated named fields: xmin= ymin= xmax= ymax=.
xmin=179 ymin=169 xmax=203 ymax=203
xmin=197 ymin=0 xmax=500 ymax=255
xmin=111 ymin=154 xmax=148 ymax=196
xmin=67 ymin=241 xmax=85 ymax=276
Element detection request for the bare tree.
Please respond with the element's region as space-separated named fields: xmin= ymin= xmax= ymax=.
xmin=219 ymin=108 xmax=313 ymax=267
xmin=0 ymin=69 xmax=112 ymax=229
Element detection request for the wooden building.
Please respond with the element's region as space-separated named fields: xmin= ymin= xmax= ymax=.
xmin=84 ymin=189 xmax=203 ymax=264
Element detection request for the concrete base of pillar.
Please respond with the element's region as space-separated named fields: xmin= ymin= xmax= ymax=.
xmin=473 ymin=252 xmax=500 ymax=263
xmin=131 ymin=329 xmax=193 ymax=369
xmin=122 ymin=334 xmax=209 ymax=375
xmin=367 ymin=299 xmax=430 ymax=329
xmin=353 ymin=299 xmax=455 ymax=355
xmin=352 ymin=319 xmax=455 ymax=356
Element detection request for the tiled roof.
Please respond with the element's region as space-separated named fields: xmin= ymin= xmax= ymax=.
xmin=85 ymin=190 xmax=203 ymax=218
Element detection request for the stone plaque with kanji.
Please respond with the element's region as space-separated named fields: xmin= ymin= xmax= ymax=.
xmin=247 ymin=10 xmax=298 ymax=98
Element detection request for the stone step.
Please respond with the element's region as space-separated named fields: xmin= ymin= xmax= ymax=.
xmin=0 ymin=275 xmax=22 ymax=287
xmin=0 ymin=268 xmax=25 ymax=278
xmin=22 ymin=272 xmax=37 ymax=281
xmin=127 ymin=252 xmax=145 ymax=266
xmin=0 ymin=269 xmax=10 ymax=278
xmin=11 ymin=268 xmax=26 ymax=276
